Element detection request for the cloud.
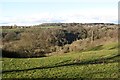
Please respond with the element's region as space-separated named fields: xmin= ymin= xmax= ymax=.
xmin=0 ymin=8 xmax=117 ymax=26
xmin=1 ymin=0 xmax=119 ymax=3
xmin=0 ymin=15 xmax=117 ymax=26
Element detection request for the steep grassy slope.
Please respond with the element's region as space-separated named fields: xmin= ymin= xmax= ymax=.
xmin=2 ymin=42 xmax=119 ymax=78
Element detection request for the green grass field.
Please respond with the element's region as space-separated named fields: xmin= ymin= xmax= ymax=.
xmin=1 ymin=26 xmax=62 ymax=33
xmin=2 ymin=42 xmax=119 ymax=78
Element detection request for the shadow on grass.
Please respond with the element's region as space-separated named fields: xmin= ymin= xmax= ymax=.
xmin=2 ymin=54 xmax=120 ymax=74
xmin=2 ymin=50 xmax=21 ymax=58
xmin=89 ymin=45 xmax=103 ymax=51
xmin=2 ymin=49 xmax=46 ymax=58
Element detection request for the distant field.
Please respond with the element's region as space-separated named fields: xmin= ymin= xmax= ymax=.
xmin=40 ymin=26 xmax=62 ymax=28
xmin=1 ymin=26 xmax=61 ymax=32
xmin=1 ymin=28 xmax=25 ymax=33
xmin=2 ymin=42 xmax=119 ymax=78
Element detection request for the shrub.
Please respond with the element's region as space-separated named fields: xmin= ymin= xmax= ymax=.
xmin=3 ymin=32 xmax=20 ymax=42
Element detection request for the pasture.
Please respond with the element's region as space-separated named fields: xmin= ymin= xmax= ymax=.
xmin=2 ymin=42 xmax=119 ymax=78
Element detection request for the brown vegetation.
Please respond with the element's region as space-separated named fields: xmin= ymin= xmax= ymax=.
xmin=1 ymin=23 xmax=118 ymax=58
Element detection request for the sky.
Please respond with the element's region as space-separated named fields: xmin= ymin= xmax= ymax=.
xmin=0 ymin=0 xmax=119 ymax=26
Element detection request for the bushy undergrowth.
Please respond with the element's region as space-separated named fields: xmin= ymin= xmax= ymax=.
xmin=2 ymin=25 xmax=118 ymax=57
xmin=1 ymin=24 xmax=119 ymax=78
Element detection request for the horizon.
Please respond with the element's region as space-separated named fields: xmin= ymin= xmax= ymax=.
xmin=0 ymin=22 xmax=117 ymax=27
xmin=0 ymin=0 xmax=119 ymax=26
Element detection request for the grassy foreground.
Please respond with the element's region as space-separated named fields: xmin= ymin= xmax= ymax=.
xmin=2 ymin=42 xmax=119 ymax=78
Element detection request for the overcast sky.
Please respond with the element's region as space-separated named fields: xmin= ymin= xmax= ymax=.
xmin=0 ymin=0 xmax=119 ymax=26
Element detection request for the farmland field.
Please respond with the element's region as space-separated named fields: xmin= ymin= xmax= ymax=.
xmin=2 ymin=42 xmax=119 ymax=79
xmin=1 ymin=0 xmax=119 ymax=79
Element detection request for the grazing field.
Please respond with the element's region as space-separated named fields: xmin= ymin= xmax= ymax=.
xmin=2 ymin=42 xmax=119 ymax=78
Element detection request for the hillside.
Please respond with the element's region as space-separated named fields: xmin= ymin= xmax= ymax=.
xmin=2 ymin=42 xmax=119 ymax=78
xmin=1 ymin=23 xmax=119 ymax=79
